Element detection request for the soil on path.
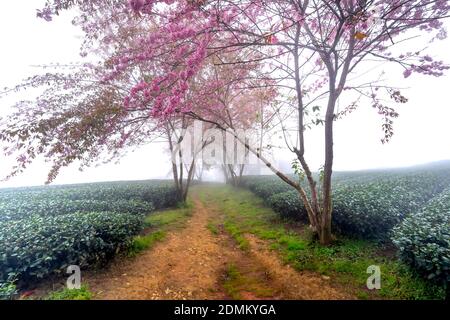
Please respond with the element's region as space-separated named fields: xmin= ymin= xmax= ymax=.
xmin=79 ymin=191 xmax=354 ymax=300
xmin=84 ymin=196 xmax=229 ymax=300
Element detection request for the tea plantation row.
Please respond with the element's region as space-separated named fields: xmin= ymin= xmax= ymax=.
xmin=0 ymin=180 xmax=179 ymax=289
xmin=241 ymin=165 xmax=450 ymax=286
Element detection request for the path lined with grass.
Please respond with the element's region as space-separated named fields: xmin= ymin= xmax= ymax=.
xmin=66 ymin=185 xmax=352 ymax=299
xmin=43 ymin=184 xmax=442 ymax=300
xmin=82 ymin=197 xmax=228 ymax=300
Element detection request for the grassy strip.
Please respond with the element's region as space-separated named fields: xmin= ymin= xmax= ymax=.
xmin=128 ymin=201 xmax=193 ymax=256
xmin=223 ymin=263 xmax=243 ymax=299
xmin=129 ymin=231 xmax=167 ymax=255
xmin=223 ymin=263 xmax=274 ymax=300
xmin=223 ymin=221 xmax=250 ymax=250
xmin=196 ymin=185 xmax=445 ymax=300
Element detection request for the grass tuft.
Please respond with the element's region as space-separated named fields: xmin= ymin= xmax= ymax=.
xmin=129 ymin=200 xmax=193 ymax=256
xmin=129 ymin=231 xmax=166 ymax=256
xmin=224 ymin=221 xmax=250 ymax=251
xmin=47 ymin=285 xmax=92 ymax=300
xmin=222 ymin=263 xmax=274 ymax=300
xmin=207 ymin=221 xmax=220 ymax=235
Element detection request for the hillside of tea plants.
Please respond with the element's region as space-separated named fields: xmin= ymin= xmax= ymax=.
xmin=0 ymin=180 xmax=179 ymax=298
xmin=1 ymin=162 xmax=449 ymax=300
xmin=241 ymin=161 xmax=450 ymax=291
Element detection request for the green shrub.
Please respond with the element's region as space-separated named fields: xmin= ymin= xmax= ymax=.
xmin=331 ymin=184 xmax=404 ymax=239
xmin=243 ymin=170 xmax=450 ymax=240
xmin=0 ymin=199 xmax=154 ymax=221
xmin=332 ymin=172 xmax=450 ymax=239
xmin=0 ymin=211 xmax=144 ymax=282
xmin=392 ymin=188 xmax=450 ymax=286
xmin=0 ymin=180 xmax=178 ymax=222
xmin=267 ymin=191 xmax=308 ymax=222
xmin=241 ymin=177 xmax=292 ymax=199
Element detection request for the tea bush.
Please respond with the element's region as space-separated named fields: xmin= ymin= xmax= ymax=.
xmin=0 ymin=211 xmax=144 ymax=282
xmin=331 ymin=172 xmax=449 ymax=239
xmin=242 ymin=170 xmax=450 ymax=240
xmin=0 ymin=199 xmax=154 ymax=222
xmin=267 ymin=191 xmax=308 ymax=222
xmin=0 ymin=180 xmax=179 ymax=222
xmin=241 ymin=176 xmax=292 ymax=199
xmin=0 ymin=180 xmax=179 ymax=287
xmin=393 ymin=187 xmax=450 ymax=285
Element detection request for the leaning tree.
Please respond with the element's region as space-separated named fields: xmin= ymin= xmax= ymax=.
xmin=9 ymin=0 xmax=450 ymax=244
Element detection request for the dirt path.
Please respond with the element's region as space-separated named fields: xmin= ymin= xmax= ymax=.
xmin=84 ymin=196 xmax=229 ymax=300
xmin=82 ymin=191 xmax=353 ymax=300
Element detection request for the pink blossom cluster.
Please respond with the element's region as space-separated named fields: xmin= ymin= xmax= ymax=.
xmin=404 ymin=58 xmax=450 ymax=78
xmin=37 ymin=0 xmax=449 ymax=121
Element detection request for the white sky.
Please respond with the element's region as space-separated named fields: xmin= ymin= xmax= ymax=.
xmin=0 ymin=2 xmax=449 ymax=188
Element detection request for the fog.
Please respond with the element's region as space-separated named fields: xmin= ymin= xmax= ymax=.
xmin=1 ymin=2 xmax=450 ymax=188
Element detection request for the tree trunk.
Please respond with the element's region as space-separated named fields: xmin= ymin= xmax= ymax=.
xmin=236 ymin=164 xmax=245 ymax=187
xmin=227 ymin=165 xmax=238 ymax=186
xmin=318 ymin=213 xmax=333 ymax=245
xmin=222 ymin=165 xmax=230 ymax=184
xmin=320 ymin=114 xmax=334 ymax=245
xmin=320 ymin=69 xmax=338 ymax=245
xmin=167 ymin=126 xmax=183 ymax=201
xmin=183 ymin=159 xmax=196 ymax=202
